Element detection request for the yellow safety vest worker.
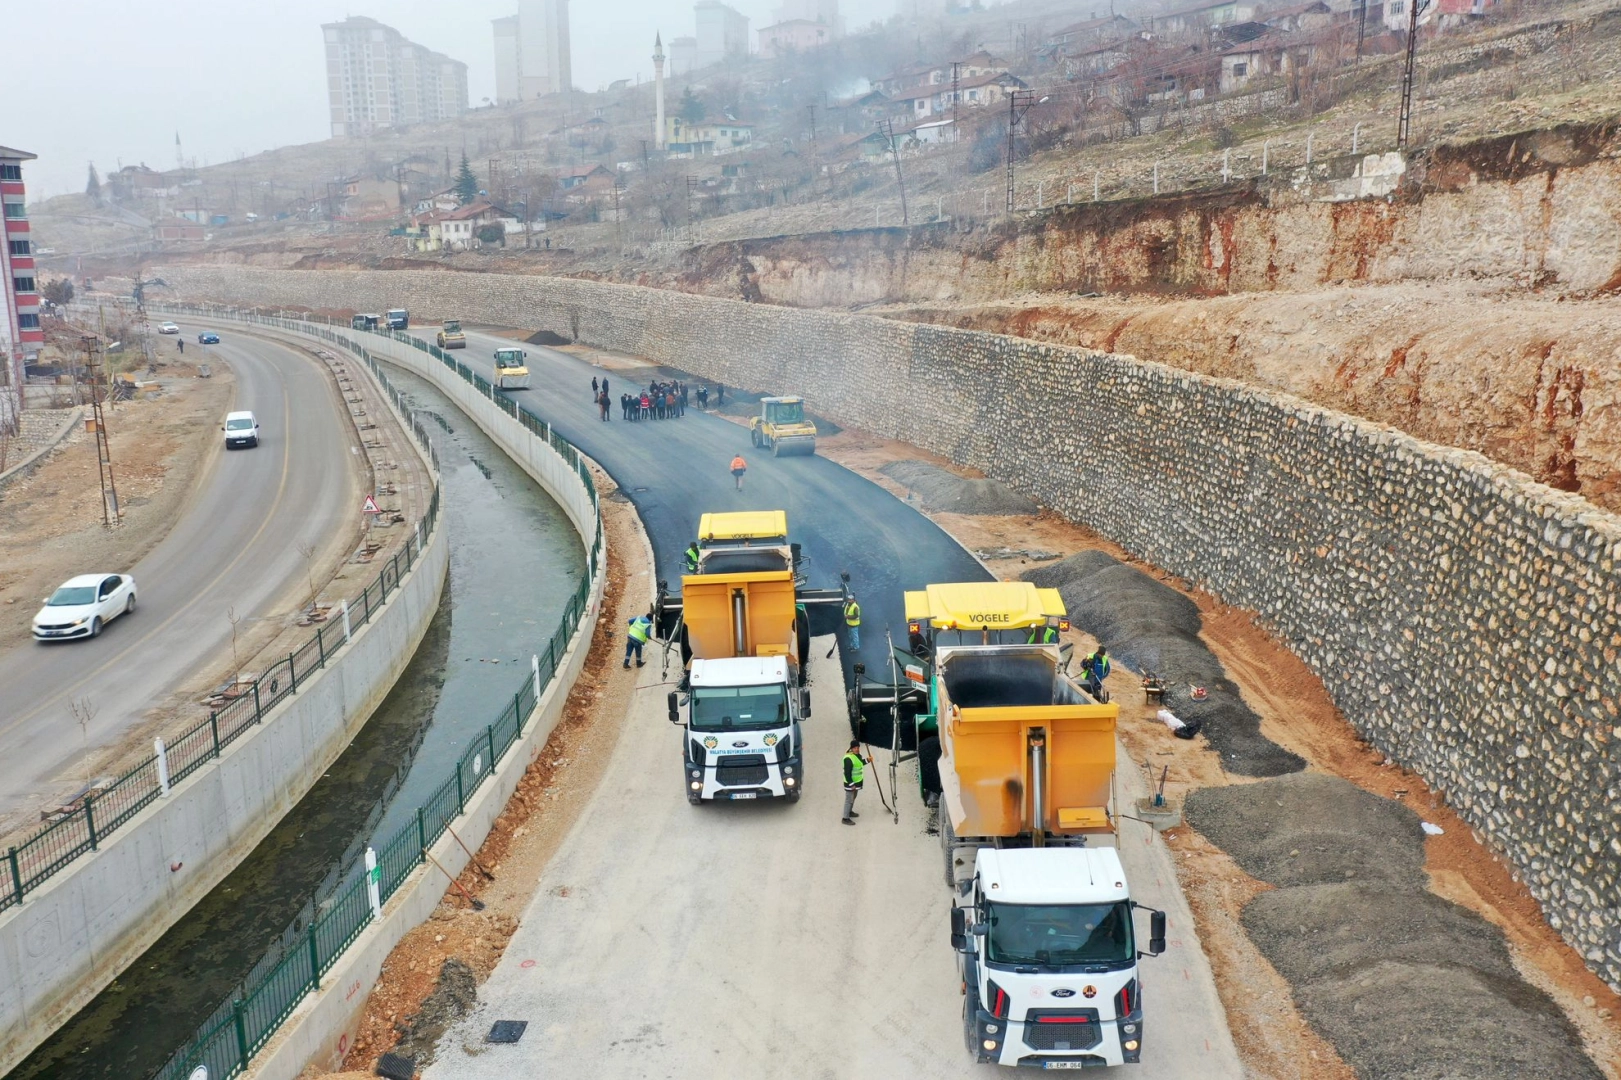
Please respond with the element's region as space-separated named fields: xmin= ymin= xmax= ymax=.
xmin=684 ymin=544 xmax=701 ymax=573
xmin=843 ymin=751 xmax=865 ymax=787
xmin=627 ymin=616 xmax=652 ymax=643
xmin=844 ymin=599 xmax=861 ymax=627
xmin=1028 ymin=625 xmax=1057 ymax=644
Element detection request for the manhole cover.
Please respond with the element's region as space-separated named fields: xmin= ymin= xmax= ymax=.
xmin=375 ymin=1051 xmax=415 ymax=1080
xmin=487 ymin=1019 xmax=528 ymax=1044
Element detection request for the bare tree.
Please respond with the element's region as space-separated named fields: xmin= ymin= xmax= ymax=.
xmin=296 ymin=541 xmax=319 ymax=612
xmin=227 ymin=606 xmax=242 ymax=669
xmin=69 ymin=697 xmax=99 ymax=781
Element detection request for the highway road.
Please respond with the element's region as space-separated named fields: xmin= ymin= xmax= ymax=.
xmin=0 ymin=324 xmax=362 ymax=818
xmin=402 ymin=326 xmax=1241 ymax=1077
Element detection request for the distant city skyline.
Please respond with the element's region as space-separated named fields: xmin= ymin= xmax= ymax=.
xmin=1 ymin=0 xmax=933 ymax=199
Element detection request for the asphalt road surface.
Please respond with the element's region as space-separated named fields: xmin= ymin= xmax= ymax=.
xmin=417 ymin=327 xmax=986 ymax=672
xmin=0 ymin=325 xmax=362 ymax=817
xmin=402 ymin=327 xmax=1241 ymax=1077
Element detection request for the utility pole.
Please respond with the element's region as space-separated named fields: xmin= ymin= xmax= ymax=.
xmin=806 ymin=104 xmax=817 ymax=145
xmin=877 ymin=119 xmax=909 ymax=225
xmin=1397 ymin=0 xmax=1426 ymax=148
xmin=1006 ymin=90 xmax=1037 ymax=214
xmin=686 ymin=175 xmax=700 ymax=242
xmin=612 ymin=171 xmax=625 ymax=251
xmin=1355 ymin=0 xmax=1368 ymax=62
xmin=81 ymin=337 xmax=121 ymax=527
xmin=951 ymin=62 xmax=962 ymax=138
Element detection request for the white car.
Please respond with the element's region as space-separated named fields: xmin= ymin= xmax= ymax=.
xmin=223 ymin=410 xmax=260 ymax=449
xmin=33 ymin=574 xmax=138 ymax=641
xmin=157 ymin=321 xmax=180 ymax=335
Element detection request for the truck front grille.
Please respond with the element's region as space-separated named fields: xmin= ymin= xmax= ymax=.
xmin=1023 ymin=1010 xmax=1102 ymax=1052
xmin=716 ymin=756 xmax=768 ymax=786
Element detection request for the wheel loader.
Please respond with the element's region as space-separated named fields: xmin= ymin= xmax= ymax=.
xmin=748 ymin=396 xmax=817 ymax=457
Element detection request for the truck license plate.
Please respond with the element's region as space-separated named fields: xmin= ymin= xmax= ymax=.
xmin=1043 ymin=1064 xmax=1089 ymax=1070
xmin=728 ymin=792 xmax=757 ymax=799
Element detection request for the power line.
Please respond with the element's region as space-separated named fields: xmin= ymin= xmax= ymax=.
xmin=877 ymin=119 xmax=909 ymax=225
xmin=1006 ymin=90 xmax=1037 ymax=214
xmin=1397 ymin=0 xmax=1428 ymax=148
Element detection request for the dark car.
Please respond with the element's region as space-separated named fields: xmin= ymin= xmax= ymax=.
xmin=198 ymin=331 xmax=220 ymax=345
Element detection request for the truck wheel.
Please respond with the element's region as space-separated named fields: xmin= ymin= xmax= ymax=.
xmin=750 ymin=428 xmax=761 ymax=448
xmin=963 ymin=981 xmax=984 ymax=1058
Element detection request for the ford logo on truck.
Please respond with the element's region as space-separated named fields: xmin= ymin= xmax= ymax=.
xmin=1052 ymin=988 xmax=1076 ymax=998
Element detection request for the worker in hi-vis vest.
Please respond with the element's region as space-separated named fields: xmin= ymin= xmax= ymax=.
xmin=684 ymin=541 xmax=701 ymax=574
xmin=624 ymin=611 xmax=653 ymax=669
xmin=843 ymin=596 xmax=862 ymax=652
xmin=841 ymin=740 xmax=872 ymax=825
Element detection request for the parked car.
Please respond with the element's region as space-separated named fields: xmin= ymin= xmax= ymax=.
xmin=33 ymin=574 xmax=138 ymax=641
xmin=157 ymin=321 xmax=180 ymax=335
xmin=223 ymin=410 xmax=260 ymax=449
xmin=198 ymin=331 xmax=220 ymax=345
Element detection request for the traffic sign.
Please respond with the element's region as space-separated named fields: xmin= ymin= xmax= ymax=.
xmin=362 ymin=495 xmax=381 ymax=514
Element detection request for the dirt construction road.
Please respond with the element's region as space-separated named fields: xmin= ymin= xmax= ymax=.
xmin=397 ymin=328 xmax=1239 ymax=1077
xmin=0 ymin=324 xmax=361 ymax=816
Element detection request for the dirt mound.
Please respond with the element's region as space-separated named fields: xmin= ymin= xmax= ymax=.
xmin=525 ymin=330 xmax=571 ymax=345
xmin=1189 ymin=776 xmax=1606 ymax=1080
xmin=880 ymin=460 xmax=1039 ymax=516
xmin=1185 ymin=773 xmax=1424 ymax=888
xmin=391 ymin=956 xmax=477 ymax=1069
xmin=1024 ymin=556 xmax=1304 ymax=777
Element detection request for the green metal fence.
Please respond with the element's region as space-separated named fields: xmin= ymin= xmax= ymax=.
xmin=142 ymin=305 xmax=604 ymax=1080
xmin=1 ymin=335 xmax=442 ymax=914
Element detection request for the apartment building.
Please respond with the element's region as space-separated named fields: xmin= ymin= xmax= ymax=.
xmin=695 ymin=2 xmax=750 ymax=68
xmin=491 ymin=0 xmax=572 ymax=101
xmin=0 ymin=145 xmax=40 ymax=429
xmin=323 ymin=17 xmax=468 ymax=138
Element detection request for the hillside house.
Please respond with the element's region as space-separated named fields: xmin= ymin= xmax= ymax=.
xmin=663 ymin=118 xmax=755 ymax=157
xmin=1219 ymin=31 xmax=1324 ymax=92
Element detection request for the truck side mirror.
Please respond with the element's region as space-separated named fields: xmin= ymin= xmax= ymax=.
xmin=799 ymin=688 xmax=812 ymax=719
xmin=1149 ymin=910 xmax=1167 ymax=956
xmin=667 ymin=691 xmax=681 ymax=725
xmin=950 ymin=906 xmax=967 ymax=950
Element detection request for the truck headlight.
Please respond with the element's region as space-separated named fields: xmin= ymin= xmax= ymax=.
xmin=782 ymin=764 xmax=794 ymax=776
xmin=1123 ymin=1040 xmax=1139 ymax=1051
xmin=1123 ymin=1023 xmax=1137 ymax=1034
xmin=984 ymin=1023 xmax=998 ymax=1034
xmin=784 ymin=777 xmax=795 ymax=787
xmin=689 ymin=770 xmax=700 ymax=779
xmin=690 ymin=781 xmax=702 ymax=791
xmin=982 ymin=1039 xmax=997 ymax=1052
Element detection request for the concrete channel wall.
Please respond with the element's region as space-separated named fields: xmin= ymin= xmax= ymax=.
xmin=186 ymin=319 xmax=607 ymax=1079
xmin=0 ymin=334 xmax=446 ymax=1075
xmin=158 ymin=266 xmax=1621 ymax=993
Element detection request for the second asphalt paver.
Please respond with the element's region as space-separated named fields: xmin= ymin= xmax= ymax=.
xmin=405 ymin=327 xmax=1240 ymax=1076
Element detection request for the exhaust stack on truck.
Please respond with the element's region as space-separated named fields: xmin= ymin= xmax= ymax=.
xmin=853 ymin=581 xmax=1166 ymax=1069
xmin=656 ymin=511 xmax=848 ymax=804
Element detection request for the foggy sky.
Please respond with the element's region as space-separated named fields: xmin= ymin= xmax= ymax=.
xmin=4 ymin=0 xmax=908 ymax=200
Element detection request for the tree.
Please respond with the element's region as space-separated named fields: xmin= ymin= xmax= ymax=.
xmin=454 ymin=154 xmax=479 ymax=204
xmin=85 ymin=163 xmax=101 ymax=203
xmin=41 ymin=279 xmax=74 ymax=306
xmin=678 ymin=87 xmax=707 ymax=123
xmin=477 ymin=223 xmax=505 ymax=245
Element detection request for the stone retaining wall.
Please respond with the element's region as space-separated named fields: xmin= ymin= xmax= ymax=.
xmin=157 ymin=265 xmax=1621 ymax=991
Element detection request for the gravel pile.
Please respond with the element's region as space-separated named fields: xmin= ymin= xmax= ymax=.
xmin=1188 ymin=775 xmax=1604 ymax=1080
xmin=880 ymin=460 xmax=1040 ymax=516
xmin=1023 ymin=552 xmax=1304 ymax=777
xmin=392 ymin=956 xmax=478 ymax=1068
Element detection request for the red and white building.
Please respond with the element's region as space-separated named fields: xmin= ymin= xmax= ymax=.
xmin=1 ymin=144 xmax=41 ymax=429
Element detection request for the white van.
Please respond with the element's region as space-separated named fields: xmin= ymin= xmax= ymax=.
xmin=223 ymin=410 xmax=260 ymax=449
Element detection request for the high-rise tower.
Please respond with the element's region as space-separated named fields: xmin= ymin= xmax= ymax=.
xmin=653 ymin=33 xmax=667 ymax=149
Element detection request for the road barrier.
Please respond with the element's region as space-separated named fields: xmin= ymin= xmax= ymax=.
xmin=142 ymin=305 xmax=604 ymax=1080
xmin=0 ymin=340 xmax=441 ymax=916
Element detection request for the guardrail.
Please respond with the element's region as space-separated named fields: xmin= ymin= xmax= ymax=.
xmin=1 ymin=336 xmax=441 ymax=916
xmin=143 ymin=305 xmax=604 ymax=1080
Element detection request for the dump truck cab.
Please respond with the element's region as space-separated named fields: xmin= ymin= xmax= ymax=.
xmin=854 ymin=581 xmax=1166 ymax=1069
xmin=385 ymin=308 xmax=409 ymax=330
xmin=749 ymin=396 xmax=817 ymax=457
xmin=492 ymin=347 xmax=531 ymax=390
xmin=660 ymin=511 xmax=849 ymax=805
xmin=436 ymin=319 xmax=466 ymax=349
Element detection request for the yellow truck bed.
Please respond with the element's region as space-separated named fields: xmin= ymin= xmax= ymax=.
xmin=680 ymin=570 xmax=799 ymax=661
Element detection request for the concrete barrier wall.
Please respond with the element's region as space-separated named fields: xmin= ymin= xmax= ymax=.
xmin=157 ymin=266 xmax=1621 ymax=993
xmin=0 ymin=373 xmax=445 ymax=1075
xmin=181 ymin=317 xmax=605 ymax=1079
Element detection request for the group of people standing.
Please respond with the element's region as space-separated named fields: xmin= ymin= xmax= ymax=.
xmin=589 ymin=375 xmax=728 ymax=423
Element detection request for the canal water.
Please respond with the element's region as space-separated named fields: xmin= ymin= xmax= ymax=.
xmin=9 ymin=369 xmax=585 ymax=1080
